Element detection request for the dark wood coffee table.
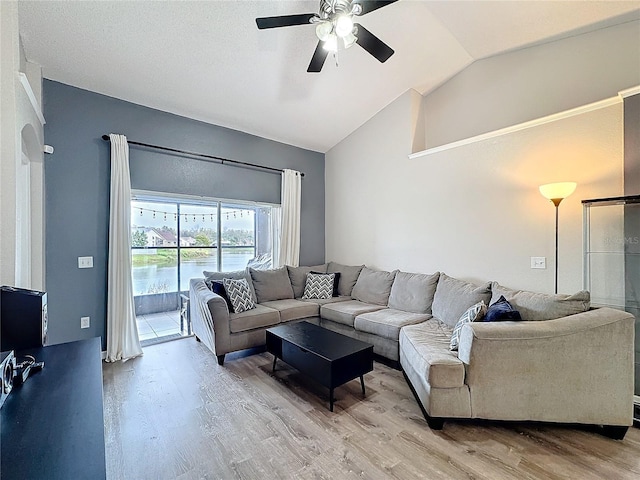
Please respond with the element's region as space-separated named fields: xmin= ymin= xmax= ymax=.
xmin=266 ymin=321 xmax=374 ymax=412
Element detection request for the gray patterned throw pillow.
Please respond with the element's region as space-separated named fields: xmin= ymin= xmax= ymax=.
xmin=302 ymin=272 xmax=335 ymax=300
xmin=222 ymin=278 xmax=256 ymax=313
xmin=450 ymin=300 xmax=487 ymax=351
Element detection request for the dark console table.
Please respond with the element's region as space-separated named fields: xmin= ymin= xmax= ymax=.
xmin=266 ymin=321 xmax=373 ymax=411
xmin=0 ymin=337 xmax=106 ymax=479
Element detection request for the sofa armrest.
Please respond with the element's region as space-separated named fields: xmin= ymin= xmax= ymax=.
xmin=457 ymin=307 xmax=634 ymax=425
xmin=189 ymin=278 xmax=232 ymax=356
xmin=459 ymin=307 xmax=633 ymax=351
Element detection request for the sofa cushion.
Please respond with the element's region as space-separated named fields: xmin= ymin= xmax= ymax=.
xmin=301 ymin=296 xmax=352 ymax=306
xmin=327 ymin=262 xmax=364 ymax=297
xmin=222 ymin=278 xmax=256 ymax=314
xmin=287 ymin=264 xmax=327 ymax=298
xmin=450 ymin=301 xmax=487 ymax=351
xmin=229 ymin=304 xmax=280 ymax=333
xmin=260 ymin=299 xmax=319 ymax=322
xmin=320 ymin=300 xmax=386 ymax=327
xmin=206 ymin=280 xmax=235 ymax=313
xmin=490 ymin=282 xmax=590 ymax=321
xmin=432 ymin=274 xmax=492 ymax=328
xmin=400 ymin=320 xmax=465 ymax=388
xmin=204 ymin=269 xmax=257 ymax=302
xmin=388 ymin=271 xmax=440 ymax=314
xmin=351 ymin=267 xmax=398 ymax=306
xmin=485 ymin=295 xmax=522 ymax=322
xmin=354 ymin=309 xmax=430 ymax=341
xmin=249 ymin=266 xmax=294 ymax=303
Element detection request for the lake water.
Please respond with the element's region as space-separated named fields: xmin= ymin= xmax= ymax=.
xmin=133 ymin=253 xmax=254 ymax=295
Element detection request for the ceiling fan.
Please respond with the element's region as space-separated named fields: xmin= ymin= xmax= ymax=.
xmin=256 ymin=0 xmax=398 ymax=73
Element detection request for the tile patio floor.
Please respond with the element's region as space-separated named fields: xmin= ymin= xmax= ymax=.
xmin=136 ymin=310 xmax=187 ymax=343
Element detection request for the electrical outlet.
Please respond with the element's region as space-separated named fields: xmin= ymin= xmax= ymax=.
xmin=531 ymin=257 xmax=546 ymax=269
xmin=78 ymin=256 xmax=94 ymax=269
xmin=81 ymin=316 xmax=90 ymax=329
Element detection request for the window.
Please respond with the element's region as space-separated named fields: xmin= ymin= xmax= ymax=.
xmin=177 ymin=203 xmax=219 ymax=291
xmin=131 ymin=192 xmax=276 ymax=311
xmin=131 ymin=200 xmax=179 ymax=296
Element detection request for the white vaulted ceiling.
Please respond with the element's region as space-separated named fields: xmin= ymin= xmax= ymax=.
xmin=18 ymin=1 xmax=640 ymax=152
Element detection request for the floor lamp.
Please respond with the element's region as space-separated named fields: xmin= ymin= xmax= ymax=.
xmin=539 ymin=182 xmax=577 ymax=294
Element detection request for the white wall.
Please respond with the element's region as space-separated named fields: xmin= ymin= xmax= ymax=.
xmin=1 ymin=1 xmax=19 ymax=287
xmin=422 ymin=20 xmax=640 ymax=149
xmin=326 ymin=88 xmax=623 ymax=294
xmin=325 ymin=18 xmax=638 ymax=295
xmin=0 ymin=2 xmax=45 ymax=289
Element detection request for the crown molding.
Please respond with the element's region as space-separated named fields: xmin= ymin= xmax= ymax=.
xmin=619 ymin=85 xmax=640 ymax=98
xmin=410 ymin=96 xmax=622 ymax=159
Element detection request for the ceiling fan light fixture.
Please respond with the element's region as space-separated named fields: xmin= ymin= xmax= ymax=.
xmin=255 ymin=0 xmax=398 ymax=73
xmin=323 ymin=33 xmax=338 ymax=52
xmin=335 ymin=14 xmax=354 ymax=38
xmin=342 ymin=32 xmax=357 ymax=49
xmin=315 ymin=20 xmax=333 ymax=41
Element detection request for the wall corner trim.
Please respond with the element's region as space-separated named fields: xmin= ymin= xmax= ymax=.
xmin=619 ymin=85 xmax=640 ymax=99
xmin=409 ymin=95 xmax=622 ymax=159
xmin=17 ymin=72 xmax=46 ymax=125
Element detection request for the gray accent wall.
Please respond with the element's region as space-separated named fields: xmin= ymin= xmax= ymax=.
xmin=43 ymin=80 xmax=325 ymax=348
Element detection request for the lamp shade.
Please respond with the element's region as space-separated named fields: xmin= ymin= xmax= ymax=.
xmin=342 ymin=32 xmax=357 ymax=49
xmin=322 ymin=33 xmax=338 ymax=52
xmin=315 ymin=21 xmax=332 ymax=42
xmin=539 ymin=182 xmax=577 ymax=205
xmin=335 ymin=14 xmax=354 ymax=38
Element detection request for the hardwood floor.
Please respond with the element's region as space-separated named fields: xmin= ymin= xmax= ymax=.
xmin=103 ymin=338 xmax=640 ymax=479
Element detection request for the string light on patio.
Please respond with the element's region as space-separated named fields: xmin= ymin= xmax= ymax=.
xmin=135 ymin=206 xmax=252 ymax=223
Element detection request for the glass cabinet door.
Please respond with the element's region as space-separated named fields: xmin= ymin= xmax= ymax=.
xmin=583 ymin=196 xmax=640 ymax=403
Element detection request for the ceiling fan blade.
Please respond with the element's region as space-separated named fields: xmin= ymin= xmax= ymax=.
xmin=307 ymin=42 xmax=329 ymax=73
xmin=355 ymin=24 xmax=394 ymax=63
xmin=256 ymin=13 xmax=315 ymax=30
xmin=356 ymin=1 xmax=398 ymax=15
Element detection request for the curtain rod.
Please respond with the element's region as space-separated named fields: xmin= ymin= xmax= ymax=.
xmin=101 ymin=135 xmax=304 ymax=177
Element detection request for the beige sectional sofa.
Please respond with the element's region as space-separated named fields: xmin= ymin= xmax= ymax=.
xmin=190 ymin=262 xmax=438 ymax=364
xmin=189 ymin=262 xmax=635 ymax=439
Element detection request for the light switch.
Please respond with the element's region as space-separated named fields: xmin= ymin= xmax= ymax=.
xmin=78 ymin=256 xmax=94 ymax=268
xmin=531 ymin=257 xmax=546 ymax=269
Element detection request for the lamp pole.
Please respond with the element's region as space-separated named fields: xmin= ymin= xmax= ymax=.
xmin=553 ymin=200 xmax=560 ymax=294
xmin=549 ymin=197 xmax=564 ymax=294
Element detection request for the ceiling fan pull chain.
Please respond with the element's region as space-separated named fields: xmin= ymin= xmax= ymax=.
xmin=334 ymin=52 xmax=339 ymax=68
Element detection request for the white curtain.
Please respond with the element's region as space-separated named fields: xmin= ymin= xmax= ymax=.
xmin=271 ymin=206 xmax=282 ymax=268
xmin=278 ymin=169 xmax=301 ymax=267
xmin=105 ymin=134 xmax=143 ymax=362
